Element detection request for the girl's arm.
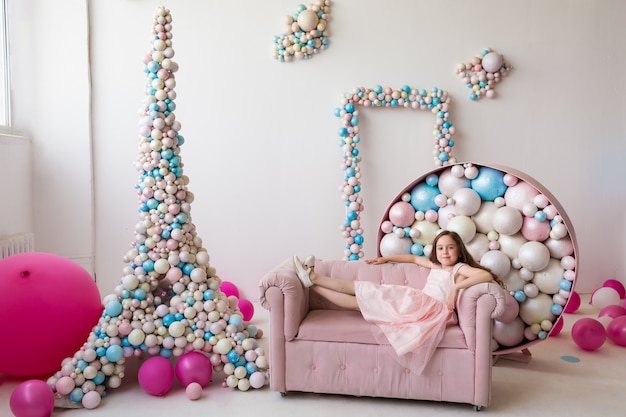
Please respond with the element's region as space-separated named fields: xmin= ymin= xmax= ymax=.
xmin=365 ymin=254 xmax=433 ymax=268
xmin=446 ymin=265 xmax=495 ymax=310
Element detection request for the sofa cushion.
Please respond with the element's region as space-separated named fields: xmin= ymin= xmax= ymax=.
xmin=296 ymin=309 xmax=468 ymax=349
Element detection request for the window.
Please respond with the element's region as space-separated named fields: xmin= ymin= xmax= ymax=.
xmin=0 ymin=0 xmax=9 ymax=130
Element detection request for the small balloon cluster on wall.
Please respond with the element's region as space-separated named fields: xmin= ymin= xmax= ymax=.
xmin=377 ymin=162 xmax=577 ymax=352
xmin=272 ymin=1 xmax=331 ymax=62
xmin=562 ymin=279 xmax=626 ymax=352
xmin=335 ymin=85 xmax=456 ymax=261
xmin=455 ymin=48 xmax=512 ymax=101
xmin=42 ymin=6 xmax=267 ymax=410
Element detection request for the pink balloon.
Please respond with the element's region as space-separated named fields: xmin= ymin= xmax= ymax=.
xmin=564 ymin=291 xmax=581 ymax=313
xmin=598 ymin=305 xmax=626 ymax=319
xmin=10 ymin=379 xmax=54 ymax=417
xmin=175 ymin=351 xmax=213 ymax=387
xmin=0 ymin=253 xmax=103 ymax=377
xmin=138 ymin=356 xmax=175 ymax=396
xmin=571 ymin=318 xmax=606 ymax=351
xmin=606 ymin=316 xmax=626 ymax=347
xmin=185 ymin=382 xmax=203 ymax=400
xmin=388 ymin=201 xmax=416 ymax=227
xmin=520 ymin=216 xmax=551 ymax=242
xmin=603 ymin=279 xmax=626 ymax=299
xmin=238 ymin=298 xmax=255 ymax=321
xmin=220 ymin=281 xmax=239 ymax=298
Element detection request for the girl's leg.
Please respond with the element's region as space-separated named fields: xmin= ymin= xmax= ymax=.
xmin=311 ymin=286 xmax=360 ymax=311
xmin=310 ymin=270 xmax=355 ymax=295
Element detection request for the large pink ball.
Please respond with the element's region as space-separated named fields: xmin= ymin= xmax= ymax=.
xmin=603 ymin=279 xmax=625 ymax=299
xmin=10 ymin=379 xmax=54 ymax=417
xmin=564 ymin=291 xmax=581 ymax=313
xmin=598 ymin=305 xmax=626 ymax=320
xmin=550 ymin=316 xmax=564 ymax=337
xmin=175 ymin=351 xmax=213 ymax=387
xmin=520 ymin=217 xmax=551 ymax=242
xmin=0 ymin=252 xmax=102 ymax=377
xmin=388 ymin=201 xmax=415 ymax=227
xmin=238 ymin=298 xmax=255 ymax=321
xmin=138 ymin=356 xmax=175 ymax=396
xmin=482 ymin=52 xmax=503 ymax=73
xmin=220 ymin=281 xmax=239 ymax=298
xmin=606 ymin=316 xmax=626 ymax=347
xmin=571 ymin=318 xmax=606 ymax=351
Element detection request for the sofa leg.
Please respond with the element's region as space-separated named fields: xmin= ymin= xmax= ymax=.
xmin=280 ymin=392 xmax=287 ymax=397
xmin=473 ymin=405 xmax=482 ymax=412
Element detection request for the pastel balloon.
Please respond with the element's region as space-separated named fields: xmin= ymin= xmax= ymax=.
xmin=388 ymin=201 xmax=416 ymax=227
xmin=138 ymin=356 xmax=175 ymax=396
xmin=410 ymin=183 xmax=440 ymax=212
xmin=410 ymin=219 xmax=440 ymax=246
xmin=503 ymin=181 xmax=540 ymax=211
xmin=185 ymin=382 xmax=203 ymax=400
xmin=479 ymin=250 xmax=511 ymax=280
xmin=532 ymin=259 xmax=565 ymax=294
xmin=10 ymin=379 xmax=54 ymax=417
xmin=379 ymin=233 xmax=412 ymax=256
xmin=465 ymin=233 xmax=489 ymax=262
xmin=436 ymin=205 xmax=456 ymax=229
xmin=471 ymin=201 xmax=498 ymax=234
xmin=445 ymin=215 xmax=476 ymax=243
xmin=451 ymin=188 xmax=482 ymax=216
xmin=492 ymin=206 xmax=523 ymax=235
xmin=517 ymin=241 xmax=550 ymax=272
xmin=498 ymin=292 xmax=521 ymax=323
xmin=571 ymin=318 xmax=606 ymax=351
xmin=493 ymin=317 xmax=525 ymax=347
xmin=437 ymin=167 xmax=470 ymax=197
xmin=470 ymin=167 xmax=507 ymax=201
xmin=606 ymin=316 xmax=626 ymax=347
xmin=519 ymin=293 xmax=555 ymax=325
xmin=603 ymin=279 xmax=626 ymax=299
xmin=0 ymin=252 xmax=102 ymax=377
xmin=497 ymin=233 xmax=527 ymax=260
xmin=544 ymin=236 xmax=575 ymax=258
xmin=500 ymin=269 xmax=524 ymax=293
xmin=520 ymin=217 xmax=551 ymax=242
xmin=482 ymin=52 xmax=503 ymax=73
xmin=590 ymin=287 xmax=621 ymax=310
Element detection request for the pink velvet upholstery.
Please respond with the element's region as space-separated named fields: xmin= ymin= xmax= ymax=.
xmin=259 ymin=257 xmax=507 ymax=410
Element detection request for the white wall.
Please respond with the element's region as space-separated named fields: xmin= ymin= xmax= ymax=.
xmin=9 ymin=0 xmax=626 ymax=300
xmin=0 ymin=134 xmax=32 ymax=237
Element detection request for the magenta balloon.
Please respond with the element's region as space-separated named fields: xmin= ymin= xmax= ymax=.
xmin=138 ymin=356 xmax=175 ymax=396
xmin=238 ymin=298 xmax=255 ymax=321
xmin=606 ymin=316 xmax=626 ymax=347
xmin=220 ymin=281 xmax=239 ymax=298
xmin=175 ymin=351 xmax=213 ymax=387
xmin=598 ymin=305 xmax=626 ymax=319
xmin=564 ymin=291 xmax=581 ymax=313
xmin=549 ymin=316 xmax=564 ymax=337
xmin=0 ymin=252 xmax=103 ymax=377
xmin=571 ymin=318 xmax=606 ymax=351
xmin=10 ymin=379 xmax=54 ymax=417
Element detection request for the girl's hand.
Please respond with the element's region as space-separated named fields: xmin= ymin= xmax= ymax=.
xmin=365 ymin=257 xmax=387 ymax=265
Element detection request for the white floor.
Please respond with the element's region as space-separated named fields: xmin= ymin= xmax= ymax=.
xmin=1 ymin=294 xmax=624 ymax=417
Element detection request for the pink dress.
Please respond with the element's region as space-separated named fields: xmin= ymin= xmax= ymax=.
xmin=354 ymin=263 xmax=464 ymax=374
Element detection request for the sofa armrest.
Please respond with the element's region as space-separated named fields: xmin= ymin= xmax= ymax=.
xmin=258 ymin=258 xmax=309 ymax=341
xmin=456 ymin=282 xmax=506 ymax=350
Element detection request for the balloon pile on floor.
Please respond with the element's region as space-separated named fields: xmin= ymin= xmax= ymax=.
xmin=272 ymin=1 xmax=331 ymax=62
xmin=566 ymin=279 xmax=626 ymax=351
xmin=377 ymin=162 xmax=577 ymax=352
xmin=17 ymin=6 xmax=268 ymax=411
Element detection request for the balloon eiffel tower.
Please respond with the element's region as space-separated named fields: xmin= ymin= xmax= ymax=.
xmin=49 ymin=6 xmax=267 ymax=409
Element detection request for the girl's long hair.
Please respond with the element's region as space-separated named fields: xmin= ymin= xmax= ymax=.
xmin=429 ymin=230 xmax=504 ymax=287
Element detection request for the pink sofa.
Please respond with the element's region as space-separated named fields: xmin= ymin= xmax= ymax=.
xmin=259 ymin=257 xmax=507 ymax=411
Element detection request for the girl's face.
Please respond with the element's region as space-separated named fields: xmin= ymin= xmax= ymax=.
xmin=435 ymin=235 xmax=459 ymax=267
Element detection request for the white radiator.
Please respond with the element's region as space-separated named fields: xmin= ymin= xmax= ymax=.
xmin=0 ymin=232 xmax=35 ymax=259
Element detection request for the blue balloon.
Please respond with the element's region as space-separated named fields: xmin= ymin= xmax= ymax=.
xmin=514 ymin=290 xmax=527 ymax=302
xmin=106 ymin=345 xmax=124 ymax=362
xmin=551 ymin=304 xmax=564 ymax=315
xmin=410 ymin=183 xmax=440 ymax=212
xmin=471 ymin=167 xmax=507 ymax=201
xmin=105 ymin=300 xmax=123 ymax=317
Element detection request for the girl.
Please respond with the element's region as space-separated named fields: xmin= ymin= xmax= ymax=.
xmin=292 ymin=230 xmax=501 ymax=374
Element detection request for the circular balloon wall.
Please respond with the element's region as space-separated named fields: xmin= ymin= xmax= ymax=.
xmin=376 ymin=162 xmax=578 ymax=354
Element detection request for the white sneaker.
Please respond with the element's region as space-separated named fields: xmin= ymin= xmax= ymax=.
xmin=304 ymin=255 xmax=316 ymax=268
xmin=293 ymin=256 xmax=313 ymax=288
